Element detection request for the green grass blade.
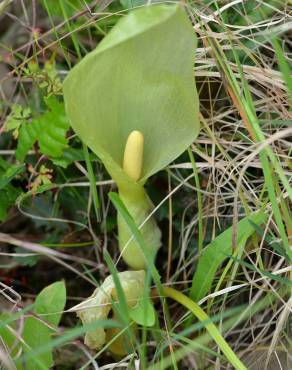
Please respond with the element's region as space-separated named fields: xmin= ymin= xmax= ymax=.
xmin=163 ymin=287 xmax=248 ymax=370
xmin=190 ymin=211 xmax=267 ymax=302
xmin=103 ymin=250 xmax=130 ymax=323
xmin=83 ymin=144 xmax=100 ymax=222
xmin=272 ymin=37 xmax=292 ymax=100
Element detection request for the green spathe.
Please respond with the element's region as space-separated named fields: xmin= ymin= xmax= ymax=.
xmin=63 ymin=4 xmax=200 ymax=269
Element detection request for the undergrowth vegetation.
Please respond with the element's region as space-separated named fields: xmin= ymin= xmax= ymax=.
xmin=0 ymin=1 xmax=291 ymax=369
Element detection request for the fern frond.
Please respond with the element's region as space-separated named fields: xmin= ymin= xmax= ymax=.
xmin=16 ymin=97 xmax=70 ymax=161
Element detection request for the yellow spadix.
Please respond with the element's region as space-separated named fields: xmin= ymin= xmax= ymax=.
xmin=123 ymin=130 xmax=144 ymax=181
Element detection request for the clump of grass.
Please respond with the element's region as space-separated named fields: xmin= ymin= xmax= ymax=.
xmin=0 ymin=1 xmax=291 ymax=369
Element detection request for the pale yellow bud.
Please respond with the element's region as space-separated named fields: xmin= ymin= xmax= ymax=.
xmin=123 ymin=130 xmax=144 ymax=181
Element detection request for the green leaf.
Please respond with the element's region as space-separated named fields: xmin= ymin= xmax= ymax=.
xmin=0 ymin=185 xmax=21 ymax=221
xmin=0 ymin=157 xmax=9 ymax=170
xmin=16 ymin=97 xmax=70 ymax=161
xmin=34 ymin=280 xmax=66 ymax=327
xmin=3 ymin=104 xmax=31 ymax=137
xmin=51 ymin=148 xmax=97 ymax=168
xmin=190 ymin=211 xmax=267 ymax=302
xmin=16 ymin=118 xmax=38 ymax=161
xmin=17 ymin=320 xmax=119 ymax=367
xmin=63 ymin=4 xmax=199 ymax=188
xmin=0 ymin=313 xmax=17 ymax=351
xmin=21 ymin=281 xmax=66 ymax=370
xmin=0 ymin=159 xmax=23 ymax=221
xmin=13 ymin=247 xmax=39 ymax=267
xmin=38 ymin=97 xmax=70 ymax=158
xmin=21 ymin=319 xmax=53 ymax=370
xmin=129 ymin=297 xmax=155 ymax=327
xmin=0 ymin=163 xmax=25 ymax=190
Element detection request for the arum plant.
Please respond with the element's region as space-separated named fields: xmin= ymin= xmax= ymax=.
xmin=64 ymin=4 xmax=248 ymax=369
xmin=63 ymin=3 xmax=199 ymax=270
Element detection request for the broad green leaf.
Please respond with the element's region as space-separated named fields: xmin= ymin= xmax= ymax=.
xmin=21 ymin=281 xmax=66 ymax=370
xmin=0 ymin=313 xmax=17 ymax=352
xmin=51 ymin=147 xmax=97 ymax=168
xmin=34 ymin=280 xmax=66 ymax=327
xmin=64 ymin=4 xmax=199 ymax=188
xmin=16 ymin=118 xmax=38 ymax=161
xmin=17 ymin=320 xmax=119 ymax=367
xmin=0 ymin=159 xmax=23 ymax=221
xmin=0 ymin=163 xmax=25 ymax=190
xmin=129 ymin=297 xmax=155 ymax=327
xmin=13 ymin=247 xmax=39 ymax=267
xmin=190 ymin=211 xmax=267 ymax=302
xmin=36 ymin=98 xmax=69 ymax=158
xmin=0 ymin=314 xmax=42 ymax=369
xmin=16 ymin=97 xmax=70 ymax=161
xmin=3 ymin=104 xmax=31 ymax=138
xmin=0 ymin=185 xmax=21 ymax=221
xmin=21 ymin=318 xmax=53 ymax=370
xmin=0 ymin=157 xmax=9 ymax=170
